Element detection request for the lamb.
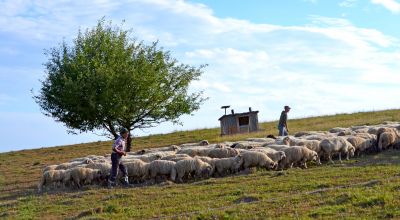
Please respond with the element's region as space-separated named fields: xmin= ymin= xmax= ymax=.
xmin=124 ymin=159 xmax=150 ymax=182
xmin=174 ymin=158 xmax=212 ymax=183
xmin=248 ymin=147 xmax=286 ymax=163
xmin=67 ymin=167 xmax=102 ymax=188
xmin=208 ymin=148 xmax=239 ymax=158
xmin=320 ymin=137 xmax=355 ymax=164
xmin=346 ymin=136 xmax=373 ymax=156
xmin=240 ymin=151 xmax=276 ymax=170
xmin=213 ymin=156 xmax=243 ymax=176
xmin=38 ymin=169 xmax=68 ymax=192
xmin=276 ymin=146 xmax=318 ymax=170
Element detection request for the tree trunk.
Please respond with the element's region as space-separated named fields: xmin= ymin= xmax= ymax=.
xmin=126 ymin=132 xmax=132 ymax=152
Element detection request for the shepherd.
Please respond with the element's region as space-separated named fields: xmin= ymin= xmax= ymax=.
xmin=278 ymin=106 xmax=291 ymax=136
xmin=108 ymin=128 xmax=130 ymax=188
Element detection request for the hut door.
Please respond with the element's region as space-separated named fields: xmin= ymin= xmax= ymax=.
xmin=238 ymin=116 xmax=250 ymax=133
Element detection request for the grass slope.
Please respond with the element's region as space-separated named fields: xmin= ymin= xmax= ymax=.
xmin=0 ymin=109 xmax=400 ymax=219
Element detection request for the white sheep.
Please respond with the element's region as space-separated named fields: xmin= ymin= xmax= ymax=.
xmin=346 ymin=136 xmax=374 ymax=156
xmin=174 ymin=158 xmax=212 ymax=183
xmin=176 ymin=147 xmax=212 ymax=157
xmin=288 ymin=138 xmax=322 ymax=164
xmin=124 ymin=159 xmax=150 ymax=182
xmin=67 ymin=167 xmax=102 ymax=188
xmin=208 ymin=148 xmax=239 ymax=158
xmin=378 ymin=130 xmax=400 ymax=151
xmin=277 ymin=146 xmax=318 ymax=169
xmin=84 ymin=162 xmax=112 ymax=177
xmin=148 ymin=160 xmax=176 ymax=181
xmin=240 ymin=151 xmax=276 ymax=170
xmin=38 ymin=169 xmax=67 ymax=192
xmin=320 ymin=137 xmax=355 ymax=164
xmin=213 ymin=156 xmax=243 ymax=176
xmin=249 ymin=147 xmax=286 ymax=164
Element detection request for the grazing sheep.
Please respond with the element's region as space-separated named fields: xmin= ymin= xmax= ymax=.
xmin=240 ymin=151 xmax=276 ymax=170
xmin=378 ymin=130 xmax=400 ymax=151
xmin=148 ymin=160 xmax=176 ymax=181
xmin=194 ymin=156 xmax=219 ymax=175
xmin=277 ymin=146 xmax=318 ymax=170
xmin=245 ymin=138 xmax=276 ymax=145
xmin=180 ymin=140 xmax=209 ymax=148
xmin=54 ymin=160 xmax=93 ymax=170
xmin=42 ymin=165 xmax=58 ymax=173
xmin=124 ymin=153 xmax=163 ymax=163
xmin=288 ymin=138 xmax=322 ymax=164
xmin=320 ymin=137 xmax=355 ymax=164
xmin=174 ymin=158 xmax=212 ymax=183
xmin=329 ymin=127 xmax=349 ymax=133
xmin=177 ymin=147 xmax=212 ymax=157
xmin=274 ymin=136 xmax=290 ymax=145
xmin=213 ymin=156 xmax=243 ymax=176
xmin=84 ymin=162 xmax=112 ymax=177
xmin=346 ymin=136 xmax=373 ymax=156
xmin=208 ymin=148 xmax=239 ymax=158
xmin=38 ymin=169 xmax=67 ymax=192
xmin=263 ymin=144 xmax=290 ymax=151
xmin=124 ymin=160 xmax=150 ymax=182
xmin=249 ymin=147 xmax=286 ymax=164
xmin=161 ymin=154 xmax=191 ymax=161
xmin=67 ymin=167 xmax=102 ymax=188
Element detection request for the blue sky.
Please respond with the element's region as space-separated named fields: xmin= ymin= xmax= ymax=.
xmin=0 ymin=0 xmax=399 ymax=152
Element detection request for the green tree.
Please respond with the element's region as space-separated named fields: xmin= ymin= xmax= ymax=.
xmin=34 ymin=19 xmax=207 ymax=151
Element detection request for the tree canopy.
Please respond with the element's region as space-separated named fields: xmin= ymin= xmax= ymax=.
xmin=34 ymin=19 xmax=207 ymax=142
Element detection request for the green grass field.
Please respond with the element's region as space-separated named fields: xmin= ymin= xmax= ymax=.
xmin=1 ymin=109 xmax=400 ymax=219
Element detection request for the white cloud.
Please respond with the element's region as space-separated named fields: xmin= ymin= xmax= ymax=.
xmin=371 ymin=0 xmax=400 ymax=13
xmin=339 ymin=0 xmax=357 ymax=7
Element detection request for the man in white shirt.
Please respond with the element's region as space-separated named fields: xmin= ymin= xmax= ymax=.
xmin=108 ymin=128 xmax=129 ymax=188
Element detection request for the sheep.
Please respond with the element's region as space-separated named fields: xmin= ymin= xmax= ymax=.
xmin=161 ymin=154 xmax=191 ymax=161
xmin=329 ymin=127 xmax=349 ymax=133
xmin=124 ymin=160 xmax=150 ymax=182
xmin=148 ymin=160 xmax=176 ymax=181
xmin=177 ymin=147 xmax=212 ymax=157
xmin=180 ymin=140 xmax=209 ymax=148
xmin=194 ymin=156 xmax=219 ymax=175
xmin=240 ymin=151 xmax=276 ymax=170
xmin=274 ymin=136 xmax=290 ymax=145
xmin=174 ymin=158 xmax=212 ymax=183
xmin=248 ymin=147 xmax=286 ymax=164
xmin=208 ymin=148 xmax=239 ymax=158
xmin=123 ymin=153 xmax=163 ymax=163
xmin=42 ymin=165 xmax=58 ymax=173
xmin=38 ymin=169 xmax=67 ymax=192
xmin=84 ymin=162 xmax=112 ymax=177
xmin=320 ymin=137 xmax=355 ymax=164
xmin=54 ymin=160 xmax=94 ymax=170
xmin=263 ymin=144 xmax=290 ymax=151
xmin=276 ymin=146 xmax=318 ymax=170
xmin=213 ymin=156 xmax=243 ymax=176
xmin=288 ymin=138 xmax=322 ymax=164
xmin=346 ymin=136 xmax=374 ymax=156
xmin=67 ymin=167 xmax=102 ymax=188
xmin=245 ymin=138 xmax=276 ymax=145
xmin=230 ymin=142 xmax=259 ymax=150
xmin=378 ymin=130 xmax=400 ymax=151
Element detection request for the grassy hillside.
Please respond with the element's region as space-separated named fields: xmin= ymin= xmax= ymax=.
xmin=0 ymin=109 xmax=400 ymax=219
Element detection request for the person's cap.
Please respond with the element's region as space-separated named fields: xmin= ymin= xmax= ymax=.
xmin=284 ymin=105 xmax=291 ymax=109
xmin=119 ymin=128 xmax=129 ymax=134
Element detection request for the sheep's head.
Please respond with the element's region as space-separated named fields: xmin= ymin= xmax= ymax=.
xmin=278 ymin=151 xmax=286 ymax=161
xmin=269 ymin=162 xmax=277 ymax=170
xmin=170 ymin=145 xmax=181 ymax=151
xmin=311 ymin=151 xmax=318 ymax=162
xmin=348 ymin=145 xmax=355 ymax=157
xmin=282 ymin=137 xmax=290 ymax=145
xmin=199 ymin=140 xmax=209 ymax=146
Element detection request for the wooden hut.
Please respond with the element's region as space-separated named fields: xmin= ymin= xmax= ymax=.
xmin=219 ymin=107 xmax=259 ymax=136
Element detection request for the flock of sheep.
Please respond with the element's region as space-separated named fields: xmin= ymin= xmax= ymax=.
xmin=38 ymin=121 xmax=400 ymax=192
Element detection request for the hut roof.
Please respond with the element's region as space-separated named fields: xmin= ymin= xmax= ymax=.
xmin=218 ymin=111 xmax=259 ymax=121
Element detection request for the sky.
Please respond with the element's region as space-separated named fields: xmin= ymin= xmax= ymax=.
xmin=0 ymin=0 xmax=399 ymax=152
